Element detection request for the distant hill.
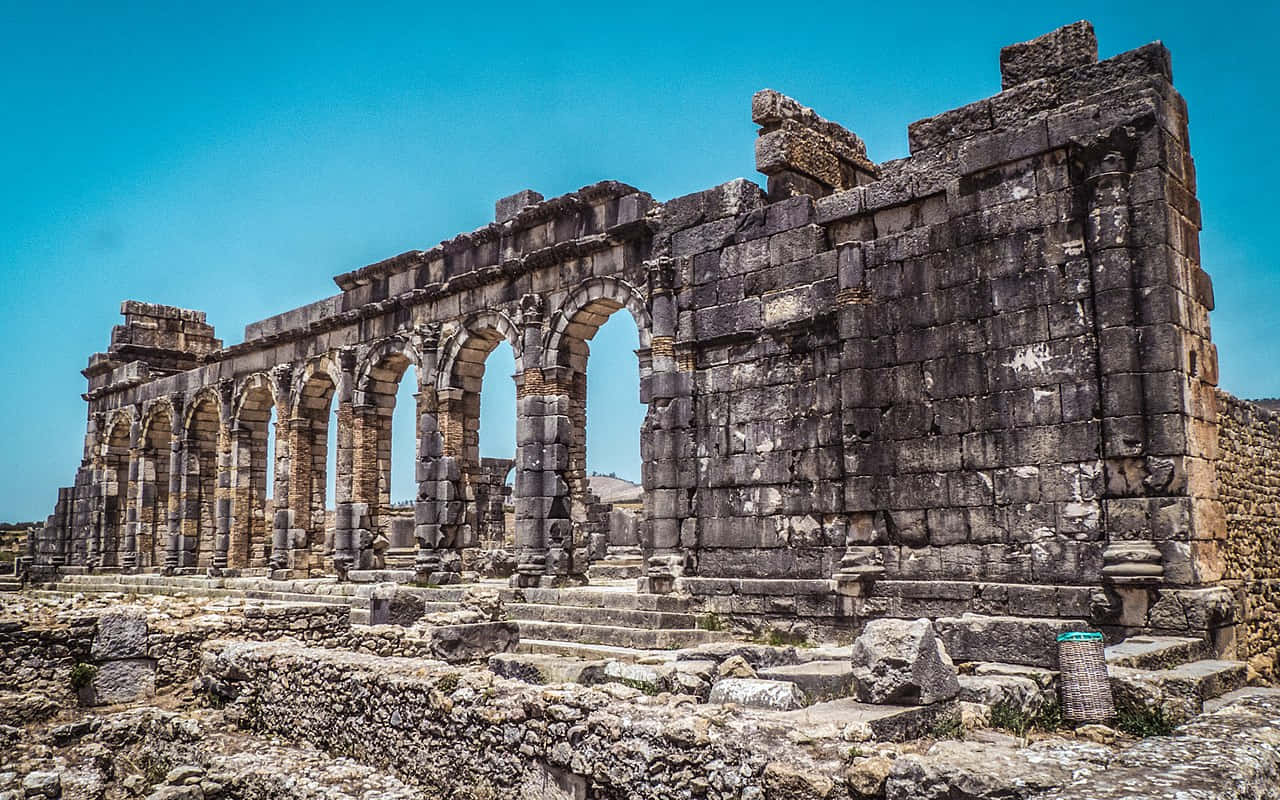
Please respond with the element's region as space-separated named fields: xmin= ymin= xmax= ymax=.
xmin=588 ymin=475 xmax=643 ymax=504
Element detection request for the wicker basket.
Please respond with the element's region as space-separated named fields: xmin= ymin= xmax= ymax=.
xmin=1057 ymin=631 xmax=1115 ymax=723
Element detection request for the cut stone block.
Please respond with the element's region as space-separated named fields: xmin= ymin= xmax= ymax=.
xmin=957 ymin=674 xmax=1048 ymax=715
xmin=1203 ymin=686 xmax=1280 ymax=714
xmin=971 ymin=662 xmax=1059 ymax=690
xmin=425 ymin=621 xmax=519 ymax=663
xmin=709 ymin=678 xmax=806 ymax=711
xmin=775 ymin=697 xmax=960 ymax=742
xmin=82 ymin=658 xmax=156 ymax=706
xmin=935 ymin=615 xmax=1089 ymax=668
xmin=487 ymin=653 xmax=606 ymax=685
xmin=91 ymin=606 xmax=148 ymax=660
xmin=759 ymin=661 xmax=858 ymax=702
xmin=850 ymin=618 xmax=959 ymax=705
xmin=600 ymin=660 xmax=675 ymax=694
xmin=1105 ymin=636 xmax=1207 ymax=670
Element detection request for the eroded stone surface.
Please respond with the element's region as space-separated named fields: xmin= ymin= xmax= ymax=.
xmin=850 ymin=619 xmax=959 ymax=705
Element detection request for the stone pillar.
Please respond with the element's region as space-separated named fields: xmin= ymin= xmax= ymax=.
xmin=641 ymin=259 xmax=692 ymax=593
xmin=122 ymin=412 xmax=142 ymax=570
xmin=832 ymin=242 xmax=886 ymax=603
xmin=1075 ymin=134 xmax=1167 ymax=589
xmin=86 ymin=459 xmax=104 ymax=570
xmin=412 ymin=324 xmax=461 ymax=581
xmin=212 ymin=381 xmax=234 ymax=573
xmin=162 ymin=399 xmax=185 ymax=572
xmin=164 ymin=429 xmax=183 ymax=573
xmin=268 ymin=363 xmax=295 ymax=572
xmin=177 ymin=439 xmax=200 ymax=569
xmin=512 ymin=293 xmax=551 ymax=587
xmin=332 ymin=348 xmax=358 ymax=578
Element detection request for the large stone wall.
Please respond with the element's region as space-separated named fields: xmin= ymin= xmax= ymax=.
xmin=1216 ymin=391 xmax=1280 ymax=674
xmin=31 ymin=21 xmax=1257 ymax=646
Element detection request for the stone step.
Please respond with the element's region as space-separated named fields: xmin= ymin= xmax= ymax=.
xmin=1105 ymin=636 xmax=1207 ymax=670
xmin=513 ymin=620 xmax=728 ymax=650
xmin=587 ymin=561 xmax=645 ymax=581
xmin=757 ymin=660 xmax=858 ymax=702
xmin=1110 ymin=658 xmax=1249 ymax=721
xmin=503 ymin=602 xmax=701 ymax=630
xmin=1203 ymin=686 xmax=1280 ymax=714
xmin=514 ymin=638 xmax=658 ymax=662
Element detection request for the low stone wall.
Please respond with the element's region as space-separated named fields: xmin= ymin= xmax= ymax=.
xmin=151 ymin=603 xmax=352 ymax=686
xmin=1216 ymin=392 xmax=1280 ymax=676
xmin=0 ymin=600 xmax=351 ymax=711
xmin=0 ymin=615 xmax=94 ymax=706
xmin=204 ymin=639 xmax=854 ymax=800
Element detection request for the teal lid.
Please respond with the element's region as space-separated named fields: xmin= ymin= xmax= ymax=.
xmin=1056 ymin=631 xmax=1103 ymax=642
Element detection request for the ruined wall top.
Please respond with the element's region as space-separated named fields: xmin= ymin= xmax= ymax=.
xmin=83 ymin=300 xmax=222 ymax=393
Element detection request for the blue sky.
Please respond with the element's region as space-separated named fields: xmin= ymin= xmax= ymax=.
xmin=1 ymin=1 xmax=1276 ymax=520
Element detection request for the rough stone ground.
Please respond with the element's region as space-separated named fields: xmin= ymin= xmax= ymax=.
xmin=5 ymin=590 xmax=1280 ymax=799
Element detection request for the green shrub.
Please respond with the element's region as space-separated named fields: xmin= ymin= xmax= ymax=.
xmin=930 ymin=711 xmax=964 ymax=740
xmin=68 ymin=663 xmax=97 ymax=691
xmin=988 ymin=699 xmax=1066 ymax=738
xmin=436 ymin=672 xmax=460 ymax=694
xmin=1113 ymin=702 xmax=1177 ymax=737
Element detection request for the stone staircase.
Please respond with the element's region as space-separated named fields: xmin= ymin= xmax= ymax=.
xmin=0 ymin=576 xmax=21 ymax=592
xmin=1104 ymin=635 xmax=1249 ymax=721
xmin=31 ymin=572 xmax=730 ymax=658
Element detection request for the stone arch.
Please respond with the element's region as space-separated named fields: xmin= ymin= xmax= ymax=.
xmin=99 ymin=412 xmax=133 ymax=568
xmin=290 ymin=356 xmax=342 ymax=552
xmin=436 ymin=310 xmax=522 ymax=393
xmin=541 ymin=277 xmax=652 ymax=542
xmin=352 ymin=337 xmax=423 ymax=555
xmin=543 ymin=276 xmax=653 ymax=370
xmin=355 ymin=337 xmax=422 ymax=406
xmin=138 ymin=399 xmax=176 ymax=568
xmin=182 ymin=388 xmax=221 ymax=567
xmin=435 ymin=311 xmax=522 ymax=544
xmin=230 ymin=373 xmax=277 ymax=568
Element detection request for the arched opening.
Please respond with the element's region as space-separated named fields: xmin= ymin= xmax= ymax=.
xmin=546 ymin=279 xmax=652 ymax=573
xmin=141 ymin=404 xmax=174 ymax=568
xmin=232 ymin=379 xmax=276 ymax=569
xmin=294 ymin=364 xmax=338 ymax=568
xmin=477 ymin=339 xmax=516 ymax=548
xmin=357 ymin=345 xmax=418 ymax=565
xmin=100 ymin=416 xmax=131 ymax=567
xmin=184 ymin=395 xmax=220 ymax=568
xmin=388 ymin=362 xmax=421 ymax=559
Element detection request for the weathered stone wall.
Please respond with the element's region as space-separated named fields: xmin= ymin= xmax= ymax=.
xmin=32 ymin=21 xmax=1252 ymax=644
xmin=1216 ymin=391 xmax=1280 ymax=673
xmin=205 ymin=639 xmax=854 ymax=800
xmin=0 ymin=616 xmax=94 ymax=706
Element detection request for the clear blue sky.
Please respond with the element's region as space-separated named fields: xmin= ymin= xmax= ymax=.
xmin=2 ymin=1 xmax=1276 ymax=521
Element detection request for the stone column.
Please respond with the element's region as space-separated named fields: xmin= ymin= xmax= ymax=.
xmin=412 ymin=325 xmax=458 ymax=581
xmin=122 ymin=412 xmax=142 ymax=571
xmin=84 ymin=460 xmax=103 ymax=570
xmin=831 ymin=242 xmax=885 ymax=605
xmin=164 ymin=399 xmax=185 ymax=572
xmin=641 ymin=259 xmax=692 ymax=593
xmin=332 ymin=348 xmax=358 ymax=578
xmin=212 ymin=381 xmax=235 ymax=573
xmin=268 ymin=363 xmax=295 ymax=572
xmin=1075 ymin=134 xmax=1167 ymax=588
xmin=177 ymin=439 xmax=199 ymax=568
xmin=511 ymin=294 xmax=553 ymax=587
